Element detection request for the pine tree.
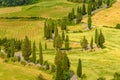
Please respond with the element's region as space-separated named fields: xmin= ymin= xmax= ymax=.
xmin=32 ymin=41 xmax=36 ymax=63
xmin=65 ymin=35 xmax=70 ymax=50
xmin=88 ymin=15 xmax=92 ymax=30
xmin=77 ymin=59 xmax=82 ymax=77
xmin=98 ymin=30 xmax=105 ymax=48
xmin=95 ymin=29 xmax=99 ymax=46
xmin=53 ymin=26 xmax=58 ymax=48
xmin=22 ymin=36 xmax=31 ymax=61
xmin=80 ymin=36 xmax=88 ymax=50
xmin=39 ymin=42 xmax=43 ymax=65
xmin=90 ymin=37 xmax=93 ymax=49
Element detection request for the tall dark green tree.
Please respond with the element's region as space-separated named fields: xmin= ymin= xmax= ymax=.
xmin=22 ymin=36 xmax=31 ymax=61
xmin=76 ymin=12 xmax=83 ymax=24
xmin=87 ymin=1 xmax=92 ymax=15
xmin=32 ymin=41 xmax=36 ymax=63
xmin=45 ymin=42 xmax=47 ymax=50
xmin=65 ymin=35 xmax=70 ymax=50
xmin=55 ymin=34 xmax=63 ymax=49
xmin=107 ymin=0 xmax=110 ymax=8
xmin=62 ymin=31 xmax=65 ymax=41
xmin=95 ymin=29 xmax=99 ymax=46
xmin=82 ymin=3 xmax=87 ymax=15
xmin=88 ymin=15 xmax=92 ymax=30
xmin=77 ymin=59 xmax=82 ymax=78
xmin=90 ymin=37 xmax=93 ymax=49
xmin=39 ymin=42 xmax=43 ymax=65
xmin=98 ymin=30 xmax=105 ymax=48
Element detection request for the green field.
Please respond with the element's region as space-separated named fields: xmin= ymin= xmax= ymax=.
xmin=0 ymin=0 xmax=120 ymax=80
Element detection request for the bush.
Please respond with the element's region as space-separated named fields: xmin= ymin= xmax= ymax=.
xmin=81 ymin=74 xmax=87 ymax=80
xmin=21 ymin=61 xmax=27 ymax=66
xmin=4 ymin=58 xmax=9 ymax=63
xmin=97 ymin=77 xmax=106 ymax=80
xmin=50 ymin=65 xmax=56 ymax=73
xmin=116 ymin=24 xmax=120 ymax=29
xmin=113 ymin=72 xmax=120 ymax=80
xmin=10 ymin=57 xmax=18 ymax=62
xmin=43 ymin=61 xmax=50 ymax=70
xmin=37 ymin=74 xmax=46 ymax=80
xmin=0 ymin=53 xmax=6 ymax=59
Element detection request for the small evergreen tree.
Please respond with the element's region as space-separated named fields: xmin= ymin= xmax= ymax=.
xmin=90 ymin=37 xmax=93 ymax=49
xmin=82 ymin=3 xmax=87 ymax=15
xmin=55 ymin=34 xmax=63 ymax=50
xmin=77 ymin=59 xmax=82 ymax=78
xmin=45 ymin=42 xmax=47 ymax=50
xmin=22 ymin=36 xmax=31 ymax=61
xmin=98 ymin=30 xmax=105 ymax=48
xmin=95 ymin=29 xmax=99 ymax=46
xmin=65 ymin=35 xmax=70 ymax=50
xmin=32 ymin=41 xmax=36 ymax=63
xmin=88 ymin=15 xmax=92 ymax=30
xmin=80 ymin=36 xmax=88 ymax=50
xmin=62 ymin=31 xmax=65 ymax=41
xmin=39 ymin=42 xmax=43 ymax=65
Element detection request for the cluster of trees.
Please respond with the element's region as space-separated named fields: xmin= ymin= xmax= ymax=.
xmin=67 ymin=0 xmax=115 ymax=8
xmin=0 ymin=0 xmax=38 ymax=6
xmin=80 ymin=29 xmax=105 ymax=50
xmin=22 ymin=36 xmax=43 ymax=65
xmin=0 ymin=38 xmax=22 ymax=58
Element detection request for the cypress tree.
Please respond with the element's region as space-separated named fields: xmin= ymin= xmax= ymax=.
xmin=22 ymin=36 xmax=31 ymax=61
xmin=82 ymin=3 xmax=86 ymax=15
xmin=55 ymin=34 xmax=63 ymax=50
xmin=39 ymin=42 xmax=43 ymax=65
xmin=53 ymin=26 xmax=58 ymax=48
xmin=95 ymin=29 xmax=99 ymax=46
xmin=55 ymin=50 xmax=64 ymax=80
xmin=44 ymin=21 xmax=47 ymax=38
xmin=45 ymin=42 xmax=47 ymax=50
xmin=65 ymin=35 xmax=70 ymax=50
xmin=98 ymin=30 xmax=105 ymax=48
xmin=88 ymin=15 xmax=92 ymax=30
xmin=80 ymin=36 xmax=88 ymax=50
xmin=107 ymin=0 xmax=110 ymax=8
xmin=90 ymin=37 xmax=93 ymax=49
xmin=32 ymin=41 xmax=36 ymax=63
xmin=76 ymin=12 xmax=83 ymax=24
xmin=77 ymin=59 xmax=82 ymax=78
xmin=62 ymin=52 xmax=70 ymax=72
xmin=62 ymin=31 xmax=65 ymax=41
xmin=87 ymin=1 xmax=92 ymax=15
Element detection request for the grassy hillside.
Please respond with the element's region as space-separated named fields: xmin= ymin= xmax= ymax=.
xmin=0 ymin=0 xmax=120 ymax=80
xmin=0 ymin=0 xmax=81 ymax=19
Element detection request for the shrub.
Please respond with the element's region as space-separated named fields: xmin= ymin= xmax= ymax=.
xmin=10 ymin=57 xmax=18 ymax=62
xmin=97 ymin=77 xmax=106 ymax=80
xmin=37 ymin=74 xmax=46 ymax=80
xmin=116 ymin=24 xmax=120 ymax=29
xmin=50 ymin=64 xmax=56 ymax=73
xmin=0 ymin=53 xmax=6 ymax=59
xmin=4 ymin=58 xmax=9 ymax=63
xmin=113 ymin=72 xmax=120 ymax=80
xmin=44 ymin=61 xmax=50 ymax=70
xmin=81 ymin=74 xmax=87 ymax=80
xmin=21 ymin=61 xmax=27 ymax=66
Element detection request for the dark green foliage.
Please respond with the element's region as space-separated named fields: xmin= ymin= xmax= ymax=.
xmin=95 ymin=29 xmax=99 ymax=46
xmin=77 ymin=59 xmax=82 ymax=78
xmin=76 ymin=12 xmax=83 ymax=24
xmin=39 ymin=42 xmax=43 ymax=65
xmin=87 ymin=2 xmax=92 ymax=15
xmin=1 ymin=0 xmax=39 ymax=7
xmin=97 ymin=77 xmax=106 ymax=80
xmin=61 ymin=18 xmax=67 ymax=31
xmin=37 ymin=74 xmax=46 ymax=80
xmin=54 ymin=34 xmax=63 ymax=49
xmin=116 ymin=24 xmax=120 ymax=29
xmin=68 ymin=8 xmax=75 ymax=22
xmin=55 ymin=50 xmax=70 ymax=80
xmin=51 ymin=64 xmax=56 ymax=73
xmin=62 ymin=31 xmax=65 ymax=41
xmin=81 ymin=74 xmax=87 ymax=80
xmin=63 ymin=71 xmax=71 ymax=80
xmin=113 ymin=72 xmax=120 ymax=80
xmin=45 ymin=42 xmax=47 ymax=50
xmin=98 ymin=30 xmax=105 ymax=48
xmin=80 ymin=36 xmax=88 ymax=50
xmin=32 ymin=41 xmax=36 ymax=63
xmin=22 ymin=36 xmax=31 ymax=61
xmin=90 ymin=37 xmax=93 ymax=49
xmin=82 ymin=3 xmax=87 ymax=15
xmin=55 ymin=50 xmax=64 ymax=80
xmin=53 ymin=26 xmax=58 ymax=48
xmin=65 ymin=35 xmax=70 ymax=50
xmin=88 ymin=15 xmax=92 ymax=30
xmin=107 ymin=0 xmax=111 ymax=8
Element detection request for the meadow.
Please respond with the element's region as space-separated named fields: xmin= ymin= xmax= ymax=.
xmin=0 ymin=0 xmax=120 ymax=80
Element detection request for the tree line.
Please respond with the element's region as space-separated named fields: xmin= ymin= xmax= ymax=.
xmin=0 ymin=0 xmax=38 ymax=6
